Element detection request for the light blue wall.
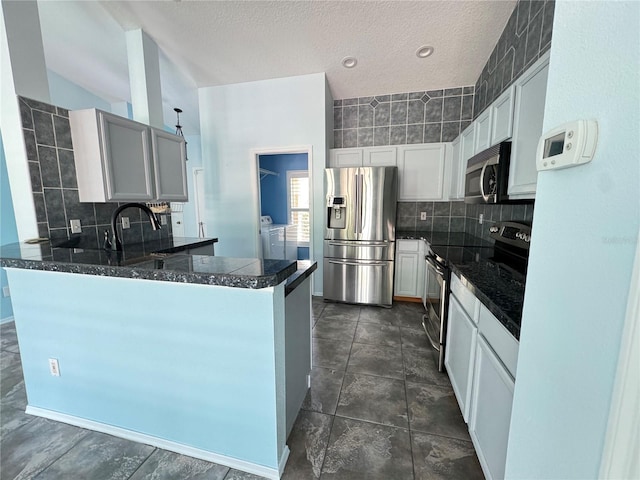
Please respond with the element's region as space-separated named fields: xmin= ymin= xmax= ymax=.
xmin=8 ymin=268 xmax=287 ymax=471
xmin=199 ymin=73 xmax=329 ymax=295
xmin=47 ymin=69 xmax=111 ymax=111
xmin=1 ymin=133 xmax=19 ymax=321
xmin=506 ymin=2 xmax=640 ymax=478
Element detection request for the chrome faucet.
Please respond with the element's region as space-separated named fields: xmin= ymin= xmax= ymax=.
xmin=109 ymin=203 xmax=161 ymax=251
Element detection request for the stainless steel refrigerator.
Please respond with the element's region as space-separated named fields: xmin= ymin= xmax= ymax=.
xmin=323 ymin=166 xmax=397 ymax=306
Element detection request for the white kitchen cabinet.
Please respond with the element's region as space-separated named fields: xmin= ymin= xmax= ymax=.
xmin=329 ymin=148 xmax=363 ymax=167
xmin=363 ymin=146 xmax=397 ymax=166
xmin=397 ymin=143 xmax=447 ymax=201
xmin=508 ymin=52 xmax=550 ymax=198
xmin=474 ymin=108 xmax=493 ymax=154
xmin=329 ymin=146 xmax=397 ymax=167
xmin=449 ymin=135 xmax=465 ymax=200
xmin=70 ymin=109 xmax=188 ymax=203
xmin=460 ymin=122 xmax=475 ymax=163
xmin=445 ymin=295 xmax=478 ymax=423
xmin=394 ymin=240 xmax=425 ymax=298
xmin=469 ymin=335 xmax=515 ymax=480
xmin=491 ymin=85 xmax=515 ymax=145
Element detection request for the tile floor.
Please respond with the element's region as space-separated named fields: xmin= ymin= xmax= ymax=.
xmin=0 ymin=298 xmax=483 ymax=479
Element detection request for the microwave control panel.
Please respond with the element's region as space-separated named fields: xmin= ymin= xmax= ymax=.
xmin=536 ymin=120 xmax=598 ymax=171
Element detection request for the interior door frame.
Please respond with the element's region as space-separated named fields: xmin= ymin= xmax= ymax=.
xmin=193 ymin=167 xmax=206 ymax=237
xmin=251 ymin=145 xmax=313 ymax=262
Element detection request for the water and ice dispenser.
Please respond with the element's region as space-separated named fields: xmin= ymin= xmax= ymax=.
xmin=327 ymin=196 xmax=347 ymax=229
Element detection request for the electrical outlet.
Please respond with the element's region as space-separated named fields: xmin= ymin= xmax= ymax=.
xmin=420 ymin=211 xmax=427 ymax=221
xmin=48 ymin=358 xmax=60 ymax=377
xmin=2 ymin=286 xmax=10 ymax=298
xmin=479 ymin=213 xmax=484 ymax=225
xmin=70 ymin=219 xmax=82 ymax=234
xmin=160 ymin=215 xmax=167 ymax=226
xmin=121 ymin=217 xmax=130 ymax=229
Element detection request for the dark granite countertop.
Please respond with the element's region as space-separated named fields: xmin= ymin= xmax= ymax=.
xmin=396 ymin=230 xmax=525 ymax=340
xmin=450 ymin=260 xmax=524 ymax=340
xmin=285 ymin=261 xmax=318 ymax=296
xmin=0 ymin=237 xmax=314 ymax=290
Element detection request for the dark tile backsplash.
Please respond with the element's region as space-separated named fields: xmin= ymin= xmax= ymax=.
xmin=18 ymin=96 xmax=172 ymax=250
xmin=473 ymin=0 xmax=554 ymax=118
xmin=334 ymin=86 xmax=475 ymax=148
xmin=397 ymin=201 xmax=534 ymax=242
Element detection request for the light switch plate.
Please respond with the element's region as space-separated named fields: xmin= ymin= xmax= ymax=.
xmin=121 ymin=217 xmax=130 ymax=229
xmin=420 ymin=212 xmax=427 ymax=221
xmin=70 ymin=219 xmax=82 ymax=234
xmin=48 ymin=358 xmax=60 ymax=377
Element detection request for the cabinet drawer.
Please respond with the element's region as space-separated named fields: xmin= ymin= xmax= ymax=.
xmin=397 ymin=239 xmax=420 ymax=252
xmin=450 ymin=274 xmax=479 ymax=322
xmin=478 ymin=304 xmax=519 ymax=378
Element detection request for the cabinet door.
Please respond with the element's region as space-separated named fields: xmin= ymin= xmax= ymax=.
xmin=397 ymin=144 xmax=446 ymax=201
xmin=449 ymin=136 xmax=464 ymax=199
xmin=445 ymin=295 xmax=478 ymax=422
xmin=469 ymin=335 xmax=515 ymax=480
xmin=509 ymin=54 xmax=550 ymax=197
xmin=329 ymin=149 xmax=363 ymax=167
xmin=151 ymin=129 xmax=188 ymax=201
xmin=474 ymin=109 xmax=493 ymax=154
xmin=394 ymin=251 xmax=419 ymax=297
xmin=491 ymin=86 xmax=515 ymax=144
xmin=99 ymin=112 xmax=154 ymax=201
xmin=461 ymin=123 xmax=475 ymax=163
xmin=363 ymin=146 xmax=397 ymax=166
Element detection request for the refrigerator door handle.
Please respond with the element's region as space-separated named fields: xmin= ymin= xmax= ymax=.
xmin=328 ymin=260 xmax=389 ymax=267
xmin=354 ymin=172 xmax=360 ymax=235
xmin=328 ymin=240 xmax=389 ymax=247
xmin=358 ymin=173 xmax=364 ymax=235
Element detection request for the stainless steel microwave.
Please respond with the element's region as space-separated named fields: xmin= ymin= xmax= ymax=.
xmin=464 ymin=141 xmax=512 ymax=204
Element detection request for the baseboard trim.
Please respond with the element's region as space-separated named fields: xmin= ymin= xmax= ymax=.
xmin=0 ymin=316 xmax=15 ymax=324
xmin=25 ymin=406 xmax=282 ymax=480
xmin=393 ymin=296 xmax=423 ymax=303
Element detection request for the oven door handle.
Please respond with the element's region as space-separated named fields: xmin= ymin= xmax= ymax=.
xmin=425 ymin=254 xmax=445 ymax=277
xmin=422 ymin=314 xmax=441 ymax=352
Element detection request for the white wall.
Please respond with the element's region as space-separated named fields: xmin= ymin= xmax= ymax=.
xmin=506 ymin=2 xmax=640 ymax=478
xmin=199 ymin=73 xmax=329 ymax=295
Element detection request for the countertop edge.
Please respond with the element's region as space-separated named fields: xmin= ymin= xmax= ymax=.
xmin=1 ymin=256 xmax=299 ymax=289
xmin=285 ymin=261 xmax=318 ymax=296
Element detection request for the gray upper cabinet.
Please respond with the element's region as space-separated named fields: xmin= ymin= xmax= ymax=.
xmin=151 ymin=129 xmax=188 ymax=201
xmin=70 ymin=109 xmax=188 ymax=203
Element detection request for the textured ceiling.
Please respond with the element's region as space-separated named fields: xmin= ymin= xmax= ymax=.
xmin=102 ymin=0 xmax=516 ymax=98
xmin=39 ymin=0 xmax=516 ymax=105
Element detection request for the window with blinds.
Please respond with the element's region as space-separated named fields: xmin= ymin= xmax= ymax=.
xmin=287 ymin=170 xmax=310 ymax=244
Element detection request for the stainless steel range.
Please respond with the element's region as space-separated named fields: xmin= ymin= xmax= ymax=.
xmin=422 ymin=222 xmax=532 ymax=372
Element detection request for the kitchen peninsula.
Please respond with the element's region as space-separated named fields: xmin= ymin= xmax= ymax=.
xmin=0 ymin=237 xmax=316 ymax=480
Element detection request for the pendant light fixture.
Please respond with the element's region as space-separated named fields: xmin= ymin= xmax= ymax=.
xmin=174 ymin=107 xmax=188 ymax=161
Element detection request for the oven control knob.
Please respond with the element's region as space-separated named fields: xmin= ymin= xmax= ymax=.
xmin=524 ymin=234 xmax=531 ymax=242
xmin=490 ymin=226 xmax=499 ymax=233
xmin=516 ymin=232 xmax=523 ymax=239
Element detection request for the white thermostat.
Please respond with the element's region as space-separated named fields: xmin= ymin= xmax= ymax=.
xmin=536 ymin=120 xmax=598 ymax=171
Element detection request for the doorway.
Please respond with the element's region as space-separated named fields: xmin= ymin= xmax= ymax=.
xmin=256 ymin=150 xmax=311 ymax=261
